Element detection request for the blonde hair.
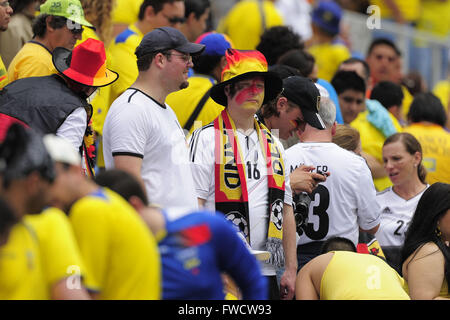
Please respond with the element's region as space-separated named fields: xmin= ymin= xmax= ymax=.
xmin=81 ymin=0 xmax=115 ymax=46
xmin=332 ymin=124 xmax=361 ymax=153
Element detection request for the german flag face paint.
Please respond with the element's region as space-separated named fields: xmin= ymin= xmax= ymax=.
xmin=232 ymin=77 xmax=265 ymax=110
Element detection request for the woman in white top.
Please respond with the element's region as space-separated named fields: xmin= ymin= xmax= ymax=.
xmin=376 ymin=132 xmax=428 ymax=273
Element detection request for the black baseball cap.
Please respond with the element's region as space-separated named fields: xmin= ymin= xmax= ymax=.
xmin=135 ymin=26 xmax=205 ymax=58
xmin=282 ymin=76 xmax=325 ymax=130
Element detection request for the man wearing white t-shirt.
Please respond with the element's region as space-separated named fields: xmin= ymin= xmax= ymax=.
xmin=285 ymin=87 xmax=381 ymax=270
xmin=103 ymin=27 xmax=205 ymax=209
xmin=189 ymin=49 xmax=296 ymax=300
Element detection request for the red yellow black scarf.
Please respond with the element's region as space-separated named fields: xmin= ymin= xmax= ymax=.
xmin=214 ymin=109 xmax=285 ymax=267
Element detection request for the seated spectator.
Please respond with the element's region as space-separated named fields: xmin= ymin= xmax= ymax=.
xmin=404 ymin=92 xmax=450 ymax=184
xmin=400 ymin=182 xmax=450 ymax=300
xmin=295 ymin=236 xmax=410 ymax=300
xmin=94 ymin=169 xmax=268 ymax=300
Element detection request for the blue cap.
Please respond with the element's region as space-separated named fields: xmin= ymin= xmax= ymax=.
xmin=195 ymin=32 xmax=232 ymax=56
xmin=312 ymin=1 xmax=342 ymax=36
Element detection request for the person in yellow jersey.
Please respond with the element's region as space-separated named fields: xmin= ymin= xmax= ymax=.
xmin=43 ymin=134 xmax=161 ymax=300
xmin=0 ymin=124 xmax=91 ymax=299
xmin=0 ymin=0 xmax=13 ymax=89
xmin=295 ymin=236 xmax=410 ymax=300
xmin=7 ymin=0 xmax=93 ymax=82
xmin=110 ymin=0 xmax=143 ymax=37
xmin=178 ymin=0 xmax=210 ymax=42
xmin=404 ymin=93 xmax=450 ymax=184
xmin=306 ymin=1 xmax=351 ymax=82
xmin=166 ymin=31 xmax=231 ymax=134
xmin=216 ymin=0 xmax=283 ymax=50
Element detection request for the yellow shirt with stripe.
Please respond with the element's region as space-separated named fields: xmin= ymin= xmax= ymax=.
xmin=111 ymin=0 xmax=143 ymax=25
xmin=403 ymin=123 xmax=450 ymax=184
xmin=0 ymin=55 xmax=8 ymax=89
xmin=370 ymin=0 xmax=421 ymax=23
xmin=7 ymin=41 xmax=57 ymax=82
xmin=166 ymin=75 xmax=224 ymax=134
xmin=320 ymin=251 xmax=410 ymax=300
xmin=350 ymin=110 xmax=403 ymax=191
xmin=308 ymin=43 xmax=351 ymax=82
xmin=25 ymin=208 xmax=91 ymax=293
xmin=68 ymin=188 xmax=161 ymax=300
xmin=0 ymin=221 xmax=47 ymax=300
xmin=105 ymin=24 xmax=144 ymax=115
xmin=216 ymin=0 xmax=284 ymax=50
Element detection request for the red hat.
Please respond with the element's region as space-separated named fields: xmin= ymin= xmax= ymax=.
xmin=52 ymin=38 xmax=118 ymax=87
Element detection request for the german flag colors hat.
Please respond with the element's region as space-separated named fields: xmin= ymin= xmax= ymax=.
xmin=210 ymin=49 xmax=282 ymax=106
xmin=52 ymin=38 xmax=118 ymax=87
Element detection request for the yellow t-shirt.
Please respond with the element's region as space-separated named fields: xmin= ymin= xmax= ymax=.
xmin=433 ymin=80 xmax=449 ymax=112
xmin=403 ymin=123 xmax=450 ymax=184
xmin=401 ymin=85 xmax=414 ymax=122
xmin=320 ymin=251 xmax=410 ymax=300
xmin=111 ymin=0 xmax=143 ymax=25
xmin=0 ymin=221 xmax=48 ymax=300
xmin=68 ymin=188 xmax=161 ymax=300
xmin=217 ymin=0 xmax=283 ymax=50
xmin=105 ymin=24 xmax=144 ymax=113
xmin=0 ymin=55 xmax=8 ymax=89
xmin=25 ymin=208 xmax=91 ymax=292
xmin=7 ymin=41 xmax=57 ymax=82
xmin=415 ymin=0 xmax=450 ymax=37
xmin=308 ymin=43 xmax=351 ymax=82
xmin=351 ymin=110 xmax=403 ymax=191
xmin=166 ymin=75 xmax=224 ymax=134
xmin=370 ymin=0 xmax=421 ymax=23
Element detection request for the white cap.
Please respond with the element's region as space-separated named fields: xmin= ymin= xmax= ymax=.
xmin=43 ymin=134 xmax=81 ymax=166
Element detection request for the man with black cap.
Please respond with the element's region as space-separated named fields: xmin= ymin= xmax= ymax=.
xmin=284 ymin=83 xmax=381 ymax=271
xmin=103 ymin=26 xmax=205 ymax=209
xmin=188 ymin=48 xmax=297 ymax=300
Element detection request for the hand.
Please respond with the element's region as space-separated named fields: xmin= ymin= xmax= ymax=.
xmin=279 ymin=268 xmax=296 ymax=300
xmin=290 ymin=165 xmax=329 ymax=194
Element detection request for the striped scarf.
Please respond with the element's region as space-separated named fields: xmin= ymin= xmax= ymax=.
xmin=214 ymin=109 xmax=286 ymax=267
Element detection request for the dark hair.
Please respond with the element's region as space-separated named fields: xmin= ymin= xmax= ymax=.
xmin=320 ymin=236 xmax=357 ymax=254
xmin=370 ymin=81 xmax=404 ymax=110
xmin=402 ymin=71 xmax=427 ymax=96
xmin=340 ymin=57 xmax=371 ymax=82
xmin=192 ymin=54 xmax=222 ymax=75
xmin=268 ymin=64 xmax=302 ymax=80
xmin=32 ymin=14 xmax=68 ymax=38
xmin=277 ymin=49 xmax=315 ymax=78
xmin=138 ymin=0 xmax=184 ymax=20
xmin=383 ymin=132 xmax=427 ymax=184
xmin=136 ymin=49 xmax=171 ymax=71
xmin=400 ymin=182 xmax=450 ymax=293
xmin=0 ymin=196 xmax=18 ymax=246
xmin=367 ymin=37 xmax=401 ymax=57
xmin=185 ymin=0 xmax=210 ymax=19
xmin=331 ymin=70 xmax=366 ymax=95
xmin=10 ymin=0 xmax=37 ymax=14
xmin=407 ymin=92 xmax=447 ymax=127
xmin=95 ymin=169 xmax=149 ymax=206
xmin=256 ymin=26 xmax=304 ymax=66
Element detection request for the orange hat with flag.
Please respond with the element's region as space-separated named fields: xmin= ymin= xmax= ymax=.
xmin=210 ymin=49 xmax=282 ymax=106
xmin=52 ymin=38 xmax=118 ymax=87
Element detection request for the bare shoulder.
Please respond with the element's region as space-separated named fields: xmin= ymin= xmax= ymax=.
xmin=403 ymin=242 xmax=445 ymax=279
xmin=414 ymin=242 xmax=443 ymax=259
